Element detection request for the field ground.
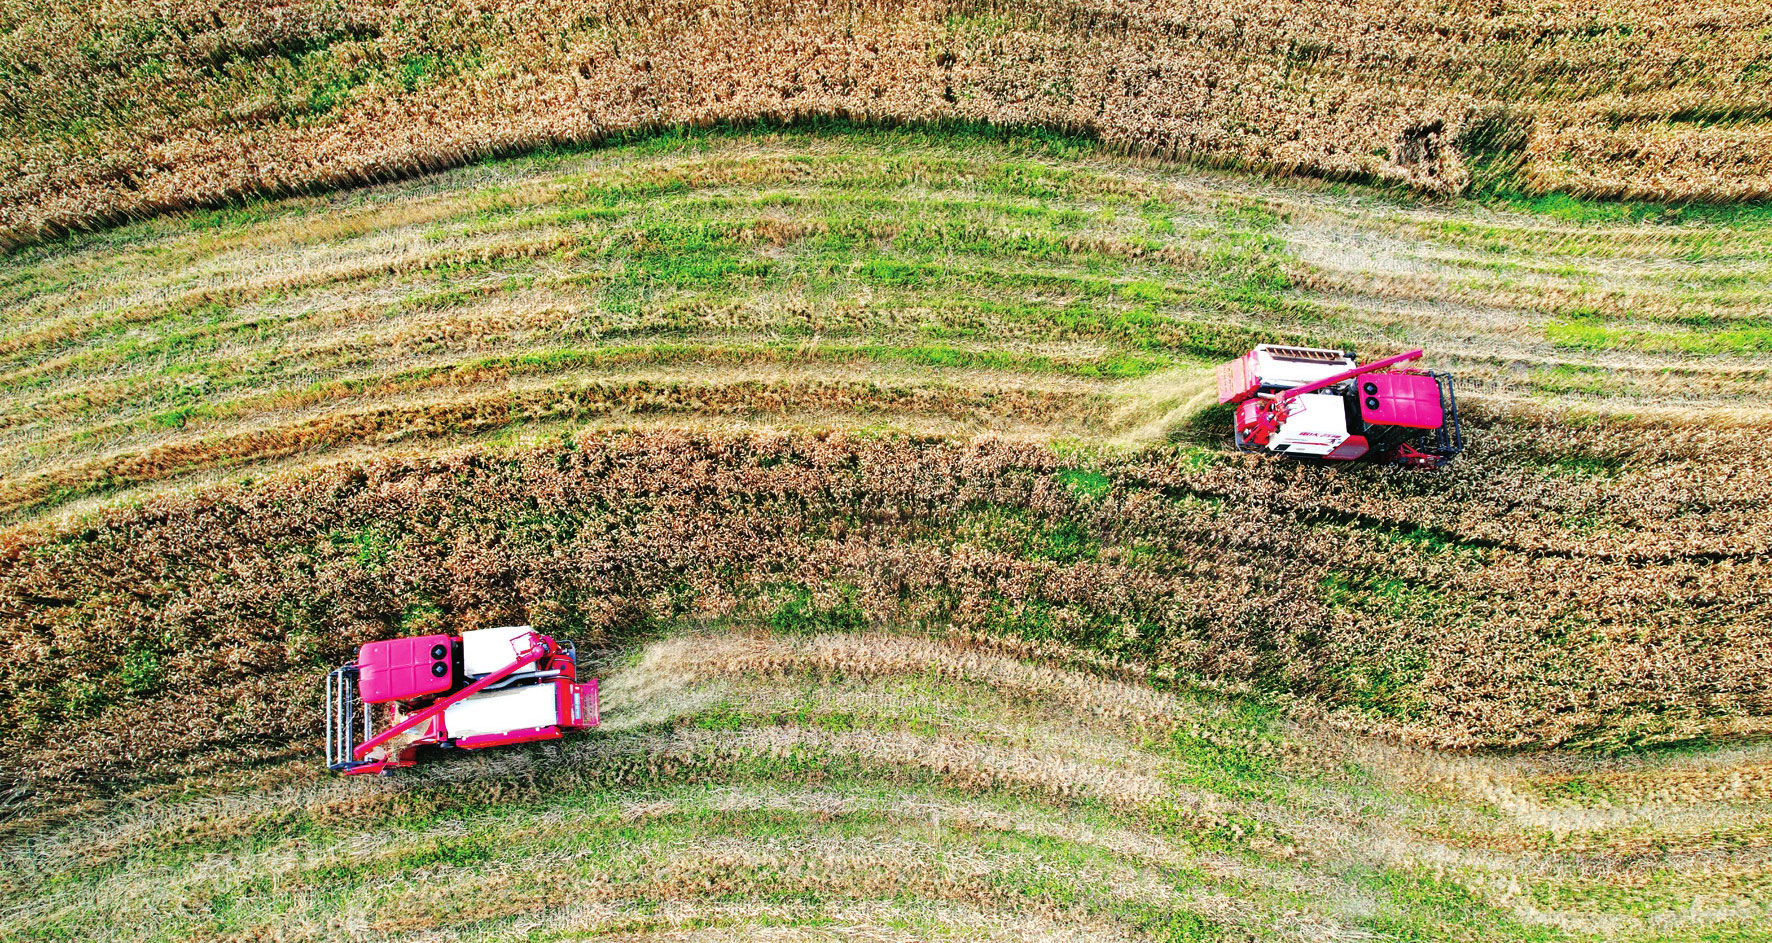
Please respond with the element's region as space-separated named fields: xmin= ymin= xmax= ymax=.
xmin=3 ymin=128 xmax=1770 ymax=940
xmin=6 ymin=128 xmax=1770 ymax=524
xmin=6 ymin=629 xmax=1771 ymax=942
xmin=7 ymin=0 xmax=1772 ymax=244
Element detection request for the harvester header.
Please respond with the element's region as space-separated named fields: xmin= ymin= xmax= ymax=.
xmin=1216 ymin=345 xmax=1463 ymax=468
xmin=325 ymin=626 xmax=598 ymax=774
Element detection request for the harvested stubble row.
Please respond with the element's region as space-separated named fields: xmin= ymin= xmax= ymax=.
xmin=5 ymin=0 xmax=1772 ymax=246
xmin=7 ymin=131 xmax=1771 ymax=528
xmin=2 ymin=429 xmax=1767 ymax=804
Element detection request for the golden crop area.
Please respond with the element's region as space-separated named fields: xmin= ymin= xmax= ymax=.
xmin=1 ymin=125 xmax=1769 ymax=942
xmin=3 ymin=0 xmax=1771 ymax=247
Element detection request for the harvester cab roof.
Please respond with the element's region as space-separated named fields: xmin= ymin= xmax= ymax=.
xmin=1216 ymin=345 xmax=1463 ymax=469
xmin=325 ymin=625 xmax=598 ymax=774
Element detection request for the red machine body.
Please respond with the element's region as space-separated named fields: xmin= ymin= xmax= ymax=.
xmin=326 ymin=626 xmax=599 ymax=774
xmin=1216 ymin=345 xmax=1464 ymax=469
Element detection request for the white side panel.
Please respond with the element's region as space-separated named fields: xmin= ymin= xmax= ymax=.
xmin=444 ymin=683 xmax=560 ymax=739
xmin=1270 ymin=393 xmax=1349 ymax=455
xmin=1252 ymin=346 xmax=1356 ymax=389
xmin=462 ymin=625 xmax=540 ymax=677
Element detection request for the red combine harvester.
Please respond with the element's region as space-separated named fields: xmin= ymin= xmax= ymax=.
xmin=325 ymin=626 xmax=598 ymax=774
xmin=1216 ymin=345 xmax=1463 ymax=468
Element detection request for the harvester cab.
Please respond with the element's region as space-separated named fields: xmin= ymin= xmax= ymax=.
xmin=324 ymin=626 xmax=598 ymax=774
xmin=1216 ymin=345 xmax=1463 ymax=468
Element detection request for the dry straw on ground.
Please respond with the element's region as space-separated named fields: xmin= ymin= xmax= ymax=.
xmin=7 ymin=135 xmax=1768 ymax=527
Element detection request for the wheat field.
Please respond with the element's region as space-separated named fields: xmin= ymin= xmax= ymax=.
xmin=2 ymin=126 xmax=1770 ymax=940
xmin=6 ymin=129 xmax=1768 ymax=523
xmin=6 ymin=629 xmax=1770 ymax=941
xmin=5 ymin=0 xmax=1772 ymax=248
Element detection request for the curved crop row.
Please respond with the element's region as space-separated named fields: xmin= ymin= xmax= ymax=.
xmin=8 ymin=628 xmax=1767 ymax=941
xmin=4 ymin=0 xmax=1771 ymax=245
xmin=3 ymin=429 xmax=1767 ymax=802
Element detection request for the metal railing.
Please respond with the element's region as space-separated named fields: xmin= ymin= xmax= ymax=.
xmin=1432 ymin=372 xmax=1465 ymax=458
xmin=324 ymin=666 xmax=371 ymax=772
xmin=1259 ymin=345 xmax=1349 ymax=364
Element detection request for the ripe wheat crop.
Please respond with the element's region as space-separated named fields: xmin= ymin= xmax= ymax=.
xmin=3 ymin=0 xmax=1771 ymax=246
xmin=3 ymin=428 xmax=1766 ymax=802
